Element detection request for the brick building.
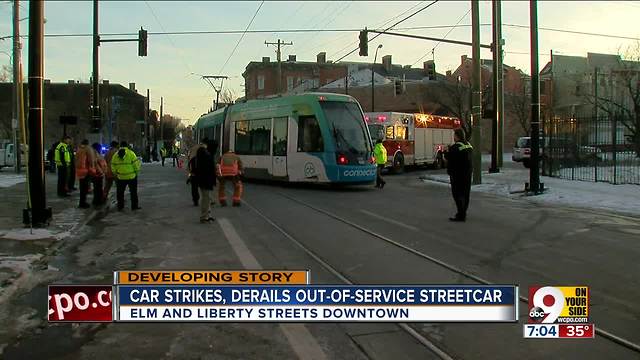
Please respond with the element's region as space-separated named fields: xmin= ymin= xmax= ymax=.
xmin=243 ymin=52 xmax=530 ymax=152
xmin=446 ymin=55 xmax=531 ymax=151
xmin=0 ymin=80 xmax=146 ymax=151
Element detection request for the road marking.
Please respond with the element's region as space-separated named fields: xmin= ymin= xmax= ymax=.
xmin=217 ymin=218 xmax=328 ymax=360
xmin=360 ymin=209 xmax=419 ymax=232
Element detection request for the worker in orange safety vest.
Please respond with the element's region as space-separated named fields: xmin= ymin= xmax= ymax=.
xmin=217 ymin=150 xmax=243 ymax=206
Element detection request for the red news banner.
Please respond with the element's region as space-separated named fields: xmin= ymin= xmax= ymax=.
xmin=48 ymin=285 xmax=113 ymax=322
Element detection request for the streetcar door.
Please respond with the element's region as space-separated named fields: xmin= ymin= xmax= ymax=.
xmin=272 ymin=117 xmax=288 ymax=177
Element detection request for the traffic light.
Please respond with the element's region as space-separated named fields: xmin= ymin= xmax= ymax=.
xmin=138 ymin=27 xmax=148 ymax=57
xmin=359 ymin=30 xmax=368 ymax=57
xmin=425 ymin=60 xmax=436 ymax=80
xmin=394 ymin=79 xmax=402 ymax=96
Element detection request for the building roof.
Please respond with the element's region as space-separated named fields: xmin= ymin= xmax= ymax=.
xmin=243 ymin=59 xmax=444 ymax=81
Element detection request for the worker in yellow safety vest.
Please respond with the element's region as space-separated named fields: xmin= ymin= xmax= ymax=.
xmin=111 ymin=141 xmax=142 ymax=211
xmin=55 ymin=135 xmax=72 ymax=197
xmin=373 ymin=139 xmax=387 ymax=189
xmin=217 ymin=150 xmax=243 ymax=206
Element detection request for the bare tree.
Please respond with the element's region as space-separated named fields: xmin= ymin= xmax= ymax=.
xmin=506 ymin=81 xmax=530 ymax=135
xmin=0 ymin=64 xmax=11 ymax=82
xmin=219 ymin=88 xmax=237 ymax=105
xmin=430 ymin=79 xmax=472 ymax=136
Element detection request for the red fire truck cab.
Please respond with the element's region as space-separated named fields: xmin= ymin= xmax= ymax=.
xmin=364 ymin=112 xmax=461 ymax=173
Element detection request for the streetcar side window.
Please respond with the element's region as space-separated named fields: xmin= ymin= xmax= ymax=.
xmin=235 ymin=119 xmax=271 ymax=155
xmin=297 ymin=115 xmax=324 ymax=152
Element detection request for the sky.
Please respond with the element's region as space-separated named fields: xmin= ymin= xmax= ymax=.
xmin=0 ymin=1 xmax=639 ymax=125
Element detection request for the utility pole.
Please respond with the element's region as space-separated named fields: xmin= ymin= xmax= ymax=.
xmin=143 ymin=88 xmax=149 ymax=162
xmin=160 ymin=96 xmax=164 ymax=144
xmin=528 ymin=0 xmax=542 ymax=194
xmin=91 ymin=0 xmax=100 ymax=136
xmin=201 ymin=75 xmax=228 ymax=110
xmin=265 ymin=39 xmax=293 ymax=94
xmin=25 ymin=0 xmax=50 ymax=226
xmin=495 ymin=0 xmax=505 ymax=168
xmin=372 ymin=44 xmax=383 ymax=112
xmin=12 ymin=0 xmax=21 ymax=173
xmin=489 ymin=0 xmax=502 ymax=173
xmin=471 ymin=0 xmax=482 ymax=185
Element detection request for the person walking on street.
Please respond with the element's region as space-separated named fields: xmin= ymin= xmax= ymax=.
xmin=445 ymin=128 xmax=473 ymax=222
xmin=187 ymin=139 xmax=206 ymax=206
xmin=55 ymin=135 xmax=72 ymax=197
xmin=111 ymin=141 xmax=141 ymax=211
xmin=103 ymin=141 xmax=119 ymax=202
xmin=160 ymin=146 xmax=167 ymax=167
xmin=193 ymin=143 xmax=217 ymax=223
xmin=172 ymin=144 xmax=179 ymax=167
xmin=67 ymin=139 xmax=77 ymax=192
xmin=76 ymin=139 xmax=96 ymax=208
xmin=373 ymin=139 xmax=387 ymax=189
xmin=217 ymin=149 xmax=243 ymax=207
xmin=92 ymin=143 xmax=107 ymax=206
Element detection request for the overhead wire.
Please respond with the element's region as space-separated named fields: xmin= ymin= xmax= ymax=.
xmin=15 ymin=24 xmax=640 ymax=42
xmin=326 ymin=1 xmax=428 ymax=59
xmin=144 ymin=1 xmax=194 ymax=75
xmin=218 ymin=0 xmax=265 ymax=74
xmin=411 ymin=7 xmax=470 ymax=66
xmin=333 ymin=0 xmax=440 ymax=63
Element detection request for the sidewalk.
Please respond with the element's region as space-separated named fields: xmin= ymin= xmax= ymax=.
xmin=0 ymin=168 xmax=103 ymax=354
xmin=421 ymin=154 xmax=640 ymax=216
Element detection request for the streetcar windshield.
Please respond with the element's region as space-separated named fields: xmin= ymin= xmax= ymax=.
xmin=321 ymin=101 xmax=372 ymax=154
xmin=368 ymin=124 xmax=385 ymax=142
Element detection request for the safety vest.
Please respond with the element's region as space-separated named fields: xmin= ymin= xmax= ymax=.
xmin=373 ymin=143 xmax=387 ymax=165
xmin=110 ymin=148 xmax=141 ymax=180
xmin=455 ymin=142 xmax=473 ymax=151
xmin=160 ymin=148 xmax=167 ymax=157
xmin=54 ymin=142 xmax=71 ymax=166
xmin=75 ymin=145 xmax=95 ymax=179
xmin=219 ymin=152 xmax=240 ymax=177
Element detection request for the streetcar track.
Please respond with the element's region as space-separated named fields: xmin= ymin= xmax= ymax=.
xmin=241 ymin=197 xmax=456 ymax=360
xmin=258 ymin=189 xmax=640 ymax=355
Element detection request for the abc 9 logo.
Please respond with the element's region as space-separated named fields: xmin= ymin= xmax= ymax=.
xmin=529 ymin=287 xmax=564 ymax=323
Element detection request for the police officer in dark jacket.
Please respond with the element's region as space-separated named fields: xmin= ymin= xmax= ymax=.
xmin=445 ymin=128 xmax=473 ymax=222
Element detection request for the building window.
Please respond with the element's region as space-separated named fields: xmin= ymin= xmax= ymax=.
xmin=287 ymin=76 xmax=294 ymax=91
xmin=235 ymin=119 xmax=271 ymax=155
xmin=257 ymin=75 xmax=265 ymax=90
xmin=297 ymin=115 xmax=323 ymax=152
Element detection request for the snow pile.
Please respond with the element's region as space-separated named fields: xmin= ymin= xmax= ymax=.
xmin=0 ymin=173 xmax=25 ymax=188
xmin=421 ymin=167 xmax=640 ymax=216
xmin=1 ymin=228 xmax=60 ymax=241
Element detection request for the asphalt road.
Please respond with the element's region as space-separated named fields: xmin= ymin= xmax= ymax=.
xmin=3 ymin=163 xmax=639 ymax=360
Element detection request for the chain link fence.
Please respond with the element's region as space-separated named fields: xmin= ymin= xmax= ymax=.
xmin=542 ymin=115 xmax=640 ymax=185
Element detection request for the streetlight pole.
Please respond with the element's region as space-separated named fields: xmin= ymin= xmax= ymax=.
xmin=528 ymin=0 xmax=542 ymax=194
xmin=372 ymin=44 xmax=382 ymax=112
xmin=12 ymin=0 xmax=21 ymax=173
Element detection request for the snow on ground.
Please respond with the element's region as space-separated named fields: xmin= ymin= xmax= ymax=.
xmin=0 ymin=173 xmax=25 ymax=188
xmin=421 ymin=166 xmax=640 ymax=216
xmin=0 ymin=228 xmax=62 ymax=241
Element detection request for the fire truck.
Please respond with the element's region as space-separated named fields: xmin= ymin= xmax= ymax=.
xmin=364 ymin=112 xmax=461 ymax=173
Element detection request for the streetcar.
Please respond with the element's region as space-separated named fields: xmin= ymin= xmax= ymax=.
xmin=365 ymin=112 xmax=461 ymax=173
xmin=194 ymin=93 xmax=376 ymax=184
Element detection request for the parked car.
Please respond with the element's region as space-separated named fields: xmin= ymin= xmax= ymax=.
xmin=0 ymin=141 xmax=27 ymax=169
xmin=512 ymin=136 xmax=548 ymax=168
